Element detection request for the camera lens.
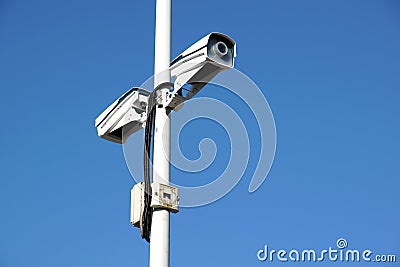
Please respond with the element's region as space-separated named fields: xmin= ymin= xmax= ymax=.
xmin=217 ymin=43 xmax=227 ymax=54
xmin=213 ymin=41 xmax=228 ymax=57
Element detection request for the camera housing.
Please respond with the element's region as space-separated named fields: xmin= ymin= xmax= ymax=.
xmin=166 ymin=32 xmax=236 ymax=108
xmin=95 ymin=88 xmax=150 ymax=143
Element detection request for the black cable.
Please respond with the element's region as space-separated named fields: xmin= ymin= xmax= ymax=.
xmin=142 ymin=91 xmax=156 ymax=243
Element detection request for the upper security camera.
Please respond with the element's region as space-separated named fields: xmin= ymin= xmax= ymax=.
xmin=165 ymin=32 xmax=236 ymax=108
xmin=95 ymin=88 xmax=150 ymax=144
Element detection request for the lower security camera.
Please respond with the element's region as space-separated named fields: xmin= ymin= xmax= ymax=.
xmin=95 ymin=87 xmax=150 ymax=144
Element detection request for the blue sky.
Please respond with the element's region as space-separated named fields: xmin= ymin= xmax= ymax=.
xmin=1 ymin=0 xmax=399 ymax=266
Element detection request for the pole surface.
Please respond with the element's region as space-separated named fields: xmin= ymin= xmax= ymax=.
xmin=149 ymin=1 xmax=171 ymax=267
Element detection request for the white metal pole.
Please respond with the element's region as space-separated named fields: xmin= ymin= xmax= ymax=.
xmin=150 ymin=0 xmax=171 ymax=267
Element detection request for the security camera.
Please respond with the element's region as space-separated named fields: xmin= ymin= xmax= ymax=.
xmin=95 ymin=87 xmax=150 ymax=144
xmin=165 ymin=32 xmax=236 ymax=108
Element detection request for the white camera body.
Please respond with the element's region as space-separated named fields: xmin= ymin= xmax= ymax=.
xmin=166 ymin=32 xmax=236 ymax=108
xmin=95 ymin=88 xmax=150 ymax=144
